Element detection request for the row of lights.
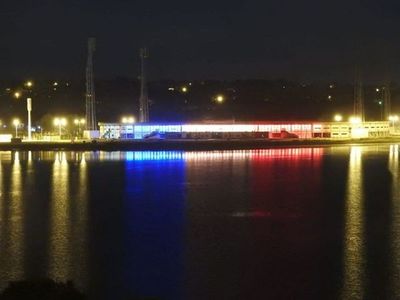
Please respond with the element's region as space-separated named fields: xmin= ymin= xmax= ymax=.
xmin=334 ymin=114 xmax=399 ymax=124
xmin=13 ymin=117 xmax=86 ymax=128
xmin=11 ymin=117 xmax=86 ymax=137
xmin=333 ymin=114 xmax=362 ymax=124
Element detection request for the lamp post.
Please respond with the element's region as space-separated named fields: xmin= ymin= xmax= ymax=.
xmin=215 ymin=95 xmax=225 ymax=104
xmin=121 ymin=116 xmax=135 ymax=139
xmin=37 ymin=125 xmax=43 ymax=138
xmin=74 ymin=118 xmax=86 ymax=138
xmin=121 ymin=116 xmax=135 ymax=124
xmin=14 ymin=81 xmax=33 ymax=140
xmin=13 ymin=119 xmax=20 ymax=138
xmin=388 ymin=115 xmax=399 ymax=130
xmin=378 ymin=101 xmax=383 ymax=120
xmin=27 ymin=97 xmax=32 ymax=140
xmin=24 ymin=81 xmax=33 ymax=140
xmin=54 ymin=118 xmax=67 ymax=138
xmin=334 ymin=114 xmax=343 ymax=122
xmin=349 ymin=116 xmax=361 ymax=124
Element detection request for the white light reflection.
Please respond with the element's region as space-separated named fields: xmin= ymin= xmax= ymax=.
xmin=342 ymin=146 xmax=365 ymax=298
xmin=68 ymin=151 xmax=89 ymax=288
xmin=389 ymin=144 xmax=400 ymax=295
xmin=48 ymin=151 xmax=70 ymax=280
xmin=8 ymin=151 xmax=24 ymax=279
xmin=27 ymin=151 xmax=32 ymax=164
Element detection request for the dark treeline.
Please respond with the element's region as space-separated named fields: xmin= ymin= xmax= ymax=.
xmin=0 ymin=79 xmax=397 ymax=128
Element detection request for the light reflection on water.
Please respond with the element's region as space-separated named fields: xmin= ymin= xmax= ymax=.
xmin=74 ymin=153 xmax=88 ymax=288
xmin=342 ymin=147 xmax=365 ymax=299
xmin=389 ymin=145 xmax=400 ymax=296
xmin=49 ymin=152 xmax=70 ymax=280
xmin=0 ymin=147 xmax=400 ymax=298
xmin=3 ymin=149 xmax=322 ymax=162
xmin=9 ymin=152 xmax=23 ymax=279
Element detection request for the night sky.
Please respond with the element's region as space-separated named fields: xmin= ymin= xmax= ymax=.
xmin=2 ymin=0 xmax=400 ymax=82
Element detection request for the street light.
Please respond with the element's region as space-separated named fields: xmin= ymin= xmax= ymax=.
xmin=334 ymin=114 xmax=343 ymax=122
xmin=54 ymin=117 xmax=67 ymax=137
xmin=25 ymin=81 xmax=33 ymax=140
xmin=378 ymin=100 xmax=384 ymax=120
xmin=37 ymin=125 xmax=43 ymax=137
xmin=74 ymin=118 xmax=86 ymax=138
xmin=13 ymin=118 xmax=20 ymax=138
xmin=215 ymin=95 xmax=225 ymax=103
xmin=388 ymin=115 xmax=399 ymax=128
xmin=121 ymin=116 xmax=135 ymax=139
xmin=74 ymin=118 xmax=86 ymax=125
xmin=14 ymin=81 xmax=34 ymax=140
xmin=349 ymin=116 xmax=361 ymax=124
xmin=121 ymin=116 xmax=135 ymax=124
xmin=27 ymin=97 xmax=32 ymax=140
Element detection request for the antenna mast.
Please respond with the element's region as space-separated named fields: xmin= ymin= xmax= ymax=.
xmin=86 ymin=38 xmax=97 ymax=130
xmin=139 ymin=48 xmax=149 ymax=123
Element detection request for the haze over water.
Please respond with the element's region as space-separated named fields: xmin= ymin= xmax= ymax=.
xmin=0 ymin=147 xmax=398 ymax=299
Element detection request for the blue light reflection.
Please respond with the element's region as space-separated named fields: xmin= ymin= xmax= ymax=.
xmin=122 ymin=154 xmax=185 ymax=299
xmin=125 ymin=151 xmax=183 ymax=161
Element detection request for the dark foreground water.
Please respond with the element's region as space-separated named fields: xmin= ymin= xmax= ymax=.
xmin=0 ymin=146 xmax=399 ymax=299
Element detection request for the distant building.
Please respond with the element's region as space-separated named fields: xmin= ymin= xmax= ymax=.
xmin=98 ymin=121 xmax=390 ymax=140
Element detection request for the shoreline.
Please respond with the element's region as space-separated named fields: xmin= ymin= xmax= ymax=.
xmin=1 ymin=138 xmax=400 ymax=151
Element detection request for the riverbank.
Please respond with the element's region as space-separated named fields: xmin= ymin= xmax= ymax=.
xmin=1 ymin=138 xmax=400 ymax=151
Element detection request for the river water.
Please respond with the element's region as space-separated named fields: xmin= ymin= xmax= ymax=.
xmin=0 ymin=146 xmax=399 ymax=299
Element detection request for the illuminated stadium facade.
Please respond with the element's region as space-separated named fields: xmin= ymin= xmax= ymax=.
xmin=99 ymin=121 xmax=390 ymax=140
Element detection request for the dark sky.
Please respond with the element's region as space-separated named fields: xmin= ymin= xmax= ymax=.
xmin=2 ymin=0 xmax=400 ymax=82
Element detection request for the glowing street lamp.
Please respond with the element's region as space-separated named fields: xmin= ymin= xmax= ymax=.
xmin=74 ymin=118 xmax=86 ymax=137
xmin=215 ymin=95 xmax=225 ymax=104
xmin=388 ymin=115 xmax=399 ymax=127
xmin=121 ymin=116 xmax=135 ymax=139
xmin=54 ymin=117 xmax=67 ymax=137
xmin=349 ymin=116 xmax=361 ymax=124
xmin=27 ymin=97 xmax=32 ymax=140
xmin=74 ymin=118 xmax=86 ymax=125
xmin=334 ymin=114 xmax=343 ymax=122
xmin=378 ymin=101 xmax=384 ymax=120
xmin=13 ymin=118 xmax=20 ymax=137
xmin=14 ymin=81 xmax=34 ymax=140
xmin=181 ymin=86 xmax=188 ymax=93
xmin=121 ymin=116 xmax=135 ymax=124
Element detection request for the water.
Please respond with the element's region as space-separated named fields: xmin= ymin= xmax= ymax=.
xmin=0 ymin=147 xmax=399 ymax=299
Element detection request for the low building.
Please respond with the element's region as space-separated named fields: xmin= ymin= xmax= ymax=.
xmin=98 ymin=121 xmax=390 ymax=140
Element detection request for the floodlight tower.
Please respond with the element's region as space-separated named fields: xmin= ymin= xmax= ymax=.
xmin=86 ymin=38 xmax=97 ymax=130
xmin=354 ymin=67 xmax=365 ymax=122
xmin=139 ymin=48 xmax=149 ymax=123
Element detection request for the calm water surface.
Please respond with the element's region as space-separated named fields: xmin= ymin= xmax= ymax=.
xmin=0 ymin=146 xmax=399 ymax=299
